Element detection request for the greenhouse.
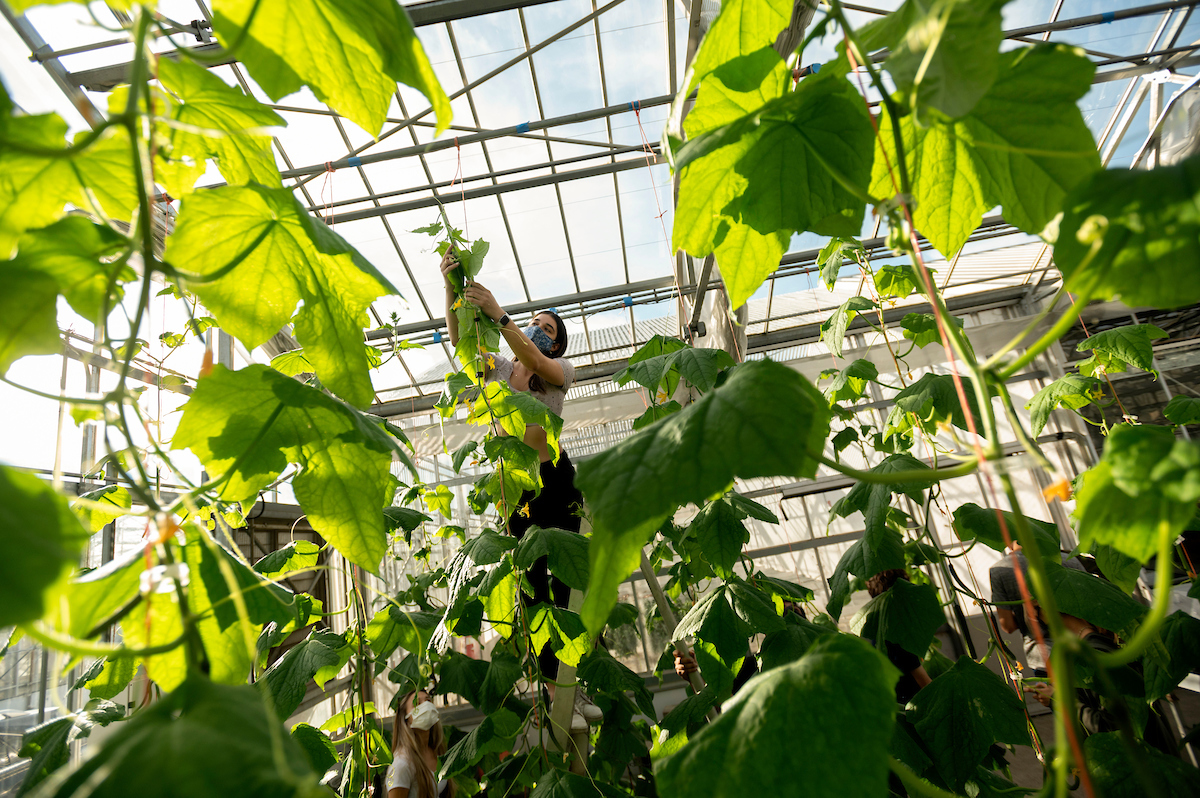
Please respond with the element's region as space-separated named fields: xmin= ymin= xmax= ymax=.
xmin=1 ymin=0 xmax=1199 ymax=795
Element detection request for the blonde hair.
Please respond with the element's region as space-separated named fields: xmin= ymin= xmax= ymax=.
xmin=392 ymin=690 xmax=448 ymax=798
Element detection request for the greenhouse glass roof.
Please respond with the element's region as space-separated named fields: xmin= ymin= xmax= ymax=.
xmin=2 ymin=0 xmax=1198 ymax=418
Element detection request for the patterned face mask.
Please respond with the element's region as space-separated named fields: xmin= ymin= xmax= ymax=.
xmin=524 ymin=323 xmax=556 ymax=356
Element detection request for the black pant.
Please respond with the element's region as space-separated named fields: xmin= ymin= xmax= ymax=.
xmin=507 ymin=451 xmax=583 ymax=679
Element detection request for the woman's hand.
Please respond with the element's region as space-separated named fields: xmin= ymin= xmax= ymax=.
xmin=439 ymin=249 xmax=460 ymax=289
xmin=1024 ymin=681 xmax=1053 ymax=707
xmin=673 ymin=650 xmax=698 ymax=680
xmin=464 ymin=281 xmax=503 ymax=321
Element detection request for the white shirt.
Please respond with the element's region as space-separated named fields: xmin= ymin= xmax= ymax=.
xmin=386 ymin=750 xmax=446 ymax=798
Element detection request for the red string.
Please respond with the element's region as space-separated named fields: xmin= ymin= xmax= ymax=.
xmin=321 ymin=161 xmax=336 ymax=226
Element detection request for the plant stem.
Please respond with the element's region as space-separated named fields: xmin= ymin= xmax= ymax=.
xmin=22 ymin=621 xmax=186 ymax=658
xmin=888 ymin=757 xmax=964 ymax=798
xmin=813 ymin=450 xmax=979 ymax=483
xmin=1098 ymin=521 xmax=1174 ymax=667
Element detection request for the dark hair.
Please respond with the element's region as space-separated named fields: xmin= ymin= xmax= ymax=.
xmin=526 ymin=310 xmax=568 ymax=395
xmin=866 ymin=569 xmax=908 ymax=598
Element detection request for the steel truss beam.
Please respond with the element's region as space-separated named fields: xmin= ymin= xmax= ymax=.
xmin=322 ymin=148 xmax=662 ymax=225
xmin=370 ymin=283 xmax=1035 ymax=418
xmin=278 ymin=93 xmax=672 ymax=179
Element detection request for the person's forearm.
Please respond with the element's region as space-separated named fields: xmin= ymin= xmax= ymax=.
xmin=498 ymin=318 xmax=541 ymax=369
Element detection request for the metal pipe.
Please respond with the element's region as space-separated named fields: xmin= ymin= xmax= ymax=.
xmin=323 ymin=148 xmax=661 ymax=225
xmin=280 ymin=93 xmax=671 ymax=179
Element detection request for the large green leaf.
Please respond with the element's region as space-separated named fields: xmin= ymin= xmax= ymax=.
xmin=70 ymin=484 xmax=132 ymax=534
xmin=906 ymin=656 xmax=1030 ymax=790
xmin=121 ymin=591 xmax=187 ymax=691
xmin=686 ymin=48 xmax=790 ymax=140
xmin=687 ymin=0 xmax=793 ymax=91
xmin=0 ymin=465 xmax=91 ymax=628
xmin=1076 ymin=324 xmax=1168 ymax=378
xmin=1166 ymin=395 xmax=1200 ymax=426
xmin=155 ymin=57 xmax=284 ymax=194
xmin=873 ymin=45 xmax=1099 ymax=257
xmin=33 ymin=675 xmax=326 ymax=798
xmin=6 ymin=217 xmax=133 ymax=323
xmin=656 ymin=635 xmax=896 ymax=798
xmin=45 ymin=546 xmax=143 ymax=640
xmin=512 ymin=526 xmax=589 ymax=590
xmin=831 ymin=454 xmax=935 ymax=560
xmin=882 ymin=372 xmax=988 ymax=440
xmin=1084 ymin=731 xmax=1200 ymax=798
xmin=174 ymin=365 xmax=396 ymax=572
xmin=615 ymin=346 xmax=735 ymax=395
xmin=1074 ymin=428 xmax=1200 ymax=563
xmin=1056 ymin=154 xmax=1200 ymax=310
xmin=291 ymin=723 xmax=338 ymax=775
xmin=820 ymin=296 xmax=876 ymax=358
xmin=166 ymin=184 xmax=396 ymax=407
xmin=576 ymin=360 xmax=829 ymax=633
xmin=253 ymin=540 xmax=321 ymax=579
xmin=674 ymin=72 xmax=875 ymax=308
xmin=576 ymin=649 xmax=657 ymax=718
xmin=0 ymin=115 xmax=138 ymax=258
xmin=822 ymin=359 xmax=877 ymax=405
xmin=0 ymin=263 xmax=61 ymax=376
xmin=687 ymin=500 xmax=750 ymax=579
xmin=758 ymin=614 xmax=834 ymax=671
xmin=258 ymin=629 xmax=345 ymax=720
xmin=673 ymin=587 xmax=753 ymax=666
xmin=439 ymin=708 xmax=522 ymax=778
xmin=364 ymin=607 xmax=439 ymax=659
xmin=951 ymin=502 xmax=1062 ymax=557
xmin=195 ymin=538 xmax=298 ymax=631
xmin=1025 ymin=373 xmax=1102 ymax=436
xmin=1144 ymin=611 xmax=1200 ymax=703
xmin=211 ymin=0 xmax=450 ymax=137
xmin=826 ymin=529 xmax=907 ymax=621
xmin=900 ymin=312 xmax=964 ymax=349
xmin=884 ymin=0 xmax=1006 ymax=123
xmin=851 ymin=578 xmax=945 ymax=658
xmin=1046 ymin=561 xmax=1145 ymax=636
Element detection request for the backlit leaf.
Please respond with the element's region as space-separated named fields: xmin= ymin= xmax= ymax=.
xmin=899 ymin=312 xmax=964 ymax=349
xmin=174 ymin=365 xmax=396 ymax=572
xmin=687 ymin=0 xmax=794 ymax=91
xmin=211 ymin=0 xmax=450 ymax=137
xmin=0 ymin=465 xmax=91 ymax=628
xmin=873 ymin=45 xmax=1099 ymax=258
xmin=7 ymin=217 xmax=133 ymax=322
xmin=823 ymin=359 xmax=877 ymax=405
xmin=884 ymin=0 xmax=1006 ymax=123
xmin=0 ymin=115 xmax=137 ymax=258
xmin=820 ymin=296 xmax=876 ymax=358
xmin=155 ymin=57 xmax=284 ymax=194
xmin=166 ymin=184 xmax=397 ymax=408
xmin=1057 ymin=153 xmax=1200 ymax=310
xmin=71 ymin=485 xmax=131 ymax=533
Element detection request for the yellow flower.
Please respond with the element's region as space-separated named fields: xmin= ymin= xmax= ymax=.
xmin=451 ymin=298 xmax=463 ymax=310
xmin=486 ymin=354 xmax=496 ymax=369
xmin=1042 ymin=479 xmax=1072 ymax=503
xmin=518 ymin=503 xmax=531 ymax=518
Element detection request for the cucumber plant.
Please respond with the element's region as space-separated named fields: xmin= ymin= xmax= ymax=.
xmin=2 ymin=1 xmax=1199 ymax=798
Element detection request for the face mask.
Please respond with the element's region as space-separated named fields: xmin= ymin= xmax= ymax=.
xmin=524 ymin=324 xmax=556 ymax=357
xmin=408 ymin=701 xmax=440 ymax=731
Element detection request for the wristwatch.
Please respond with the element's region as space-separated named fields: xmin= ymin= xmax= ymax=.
xmin=497 ymin=313 xmax=510 ymax=327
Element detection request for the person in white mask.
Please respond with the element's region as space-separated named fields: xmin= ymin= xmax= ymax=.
xmin=388 ymin=690 xmax=453 ymax=798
